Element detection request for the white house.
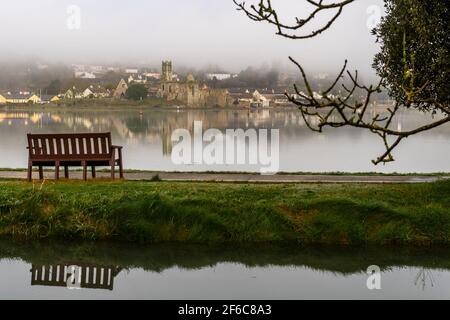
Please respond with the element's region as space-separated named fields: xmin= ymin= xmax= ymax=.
xmin=252 ymin=90 xmax=270 ymax=108
xmin=206 ymin=73 xmax=236 ymax=81
xmin=128 ymin=74 xmax=147 ymax=84
xmin=125 ymin=68 xmax=139 ymax=74
xmin=144 ymin=72 xmax=161 ymax=80
xmin=75 ymin=71 xmax=96 ymax=79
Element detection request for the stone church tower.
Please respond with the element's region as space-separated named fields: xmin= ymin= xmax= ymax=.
xmin=161 ymin=61 xmax=173 ymax=82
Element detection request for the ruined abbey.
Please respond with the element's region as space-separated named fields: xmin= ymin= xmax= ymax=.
xmin=159 ymin=61 xmax=230 ymax=107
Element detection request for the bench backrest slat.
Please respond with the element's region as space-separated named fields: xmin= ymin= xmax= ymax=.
xmin=87 ymin=138 xmax=92 ymax=155
xmin=27 ymin=133 xmax=112 ymax=160
xmin=63 ymin=138 xmax=70 ymax=156
xmin=32 ymin=137 xmax=41 ymax=155
xmin=100 ymin=136 xmax=108 ymax=155
xmin=56 ymin=138 xmax=63 ymax=156
xmin=79 ymin=137 xmax=85 ymax=156
xmin=48 ymin=138 xmax=55 ymax=156
xmin=93 ymin=137 xmax=100 ymax=155
xmin=70 ymin=137 xmax=77 ymax=155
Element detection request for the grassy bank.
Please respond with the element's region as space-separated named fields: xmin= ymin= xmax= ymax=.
xmin=0 ymin=97 xmax=181 ymax=110
xmin=0 ymin=180 xmax=449 ymax=245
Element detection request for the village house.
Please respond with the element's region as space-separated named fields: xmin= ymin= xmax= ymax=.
xmin=74 ymin=71 xmax=97 ymax=79
xmin=82 ymin=85 xmax=110 ymax=98
xmin=64 ymin=88 xmax=84 ymax=100
xmin=144 ymin=72 xmax=161 ymax=80
xmin=229 ymin=90 xmax=290 ymax=107
xmin=125 ymin=68 xmax=139 ymax=74
xmin=251 ymin=90 xmax=270 ymax=108
xmin=113 ymin=79 xmax=128 ymax=99
xmin=0 ymin=94 xmax=6 ymax=104
xmin=39 ymin=94 xmax=60 ymax=104
xmin=2 ymin=92 xmax=41 ymax=104
xmin=205 ymin=73 xmax=237 ymax=81
xmin=128 ymin=74 xmax=147 ymax=84
xmin=263 ymin=93 xmax=290 ymax=106
xmin=231 ymin=90 xmax=253 ymax=103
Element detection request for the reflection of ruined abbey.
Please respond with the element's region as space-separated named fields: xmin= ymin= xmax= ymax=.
xmin=159 ymin=61 xmax=230 ymax=107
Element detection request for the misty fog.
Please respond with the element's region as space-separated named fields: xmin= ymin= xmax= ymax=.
xmin=0 ymin=0 xmax=384 ymax=78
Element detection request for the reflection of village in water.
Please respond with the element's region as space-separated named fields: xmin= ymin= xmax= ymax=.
xmin=1 ymin=108 xmax=449 ymax=172
xmin=31 ymin=263 xmax=122 ymax=291
xmin=0 ymin=107 xmax=441 ymax=154
xmin=1 ymin=109 xmax=323 ymax=157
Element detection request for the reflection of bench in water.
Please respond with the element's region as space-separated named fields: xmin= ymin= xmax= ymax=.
xmin=31 ymin=263 xmax=122 ymax=291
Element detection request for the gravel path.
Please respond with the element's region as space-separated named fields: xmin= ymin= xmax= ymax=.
xmin=0 ymin=171 xmax=445 ymax=184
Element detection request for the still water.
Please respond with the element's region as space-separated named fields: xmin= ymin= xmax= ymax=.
xmin=0 ymin=107 xmax=449 ymax=173
xmin=1 ymin=240 xmax=450 ymax=300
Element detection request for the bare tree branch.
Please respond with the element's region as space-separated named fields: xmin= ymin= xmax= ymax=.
xmin=235 ymin=0 xmax=450 ymax=165
xmin=234 ymin=0 xmax=355 ymax=39
xmin=285 ymin=57 xmax=450 ymax=164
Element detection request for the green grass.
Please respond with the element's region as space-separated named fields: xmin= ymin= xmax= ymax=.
xmin=0 ymin=179 xmax=449 ymax=245
xmin=0 ymin=97 xmax=180 ymax=109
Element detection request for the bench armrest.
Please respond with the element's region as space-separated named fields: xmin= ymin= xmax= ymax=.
xmin=111 ymin=145 xmax=123 ymax=161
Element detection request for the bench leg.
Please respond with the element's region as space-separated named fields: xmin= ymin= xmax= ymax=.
xmin=111 ymin=163 xmax=115 ymax=180
xmin=27 ymin=165 xmax=32 ymax=182
xmin=82 ymin=161 xmax=87 ymax=181
xmin=118 ymin=148 xmax=124 ymax=179
xmin=55 ymin=161 xmax=60 ymax=180
xmin=91 ymin=166 xmax=96 ymax=179
xmin=39 ymin=166 xmax=44 ymax=180
xmin=64 ymin=166 xmax=69 ymax=179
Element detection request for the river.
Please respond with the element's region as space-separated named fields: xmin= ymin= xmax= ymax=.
xmin=1 ymin=240 xmax=450 ymax=299
xmin=0 ymin=107 xmax=449 ymax=173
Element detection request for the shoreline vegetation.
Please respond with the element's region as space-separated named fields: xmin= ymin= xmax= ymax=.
xmin=0 ymin=179 xmax=449 ymax=246
xmin=0 ymin=98 xmax=185 ymax=110
xmin=0 ymin=97 xmax=394 ymax=111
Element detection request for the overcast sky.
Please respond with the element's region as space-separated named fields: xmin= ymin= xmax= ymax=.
xmin=0 ymin=0 xmax=385 ymax=76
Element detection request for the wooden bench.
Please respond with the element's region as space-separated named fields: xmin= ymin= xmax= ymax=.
xmin=31 ymin=263 xmax=122 ymax=291
xmin=27 ymin=133 xmax=123 ymax=181
xmin=31 ymin=263 xmax=123 ymax=291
